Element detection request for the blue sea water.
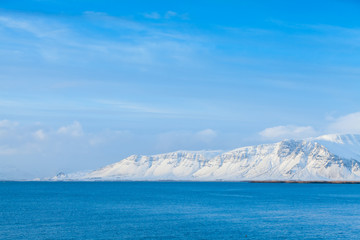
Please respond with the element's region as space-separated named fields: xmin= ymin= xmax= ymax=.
xmin=1 ymin=182 xmax=360 ymax=240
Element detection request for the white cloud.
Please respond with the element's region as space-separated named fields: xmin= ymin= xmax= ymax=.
xmin=165 ymin=11 xmax=178 ymax=19
xmin=88 ymin=136 xmax=105 ymax=146
xmin=328 ymin=112 xmax=360 ymax=134
xmin=0 ymin=120 xmax=18 ymax=137
xmin=95 ymin=99 xmax=172 ymax=114
xmin=57 ymin=121 xmax=83 ymax=137
xmin=259 ymin=125 xmax=317 ymax=140
xmin=33 ymin=129 xmax=46 ymax=140
xmin=258 ymin=111 xmax=360 ymax=142
xmin=0 ymin=119 xmax=18 ymax=128
xmin=83 ymin=11 xmax=108 ymax=17
xmin=195 ymin=129 xmax=217 ymax=143
xmin=142 ymin=11 xmax=188 ymax=20
xmin=143 ymin=12 xmax=161 ymax=19
xmin=165 ymin=11 xmax=189 ymax=20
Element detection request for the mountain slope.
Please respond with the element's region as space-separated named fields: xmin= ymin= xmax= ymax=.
xmin=194 ymin=139 xmax=360 ymax=180
xmin=53 ymin=134 xmax=360 ymax=181
xmin=60 ymin=150 xmax=222 ymax=181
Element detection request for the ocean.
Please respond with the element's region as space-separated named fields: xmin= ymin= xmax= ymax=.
xmin=1 ymin=182 xmax=360 ymax=239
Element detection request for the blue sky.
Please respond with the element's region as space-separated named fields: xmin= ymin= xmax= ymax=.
xmin=1 ymin=0 xmax=360 ymax=178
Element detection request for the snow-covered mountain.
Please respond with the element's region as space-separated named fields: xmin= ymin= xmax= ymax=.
xmin=52 ymin=134 xmax=360 ymax=181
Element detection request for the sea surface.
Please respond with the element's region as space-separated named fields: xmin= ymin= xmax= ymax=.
xmin=1 ymin=182 xmax=360 ymax=240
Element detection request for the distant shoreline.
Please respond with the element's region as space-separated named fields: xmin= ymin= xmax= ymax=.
xmin=2 ymin=180 xmax=360 ymax=184
xmin=249 ymin=180 xmax=360 ymax=184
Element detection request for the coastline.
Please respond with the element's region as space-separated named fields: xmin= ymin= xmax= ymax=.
xmin=2 ymin=180 xmax=360 ymax=184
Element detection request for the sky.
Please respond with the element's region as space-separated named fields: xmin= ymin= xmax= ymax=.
xmin=1 ymin=0 xmax=360 ymax=179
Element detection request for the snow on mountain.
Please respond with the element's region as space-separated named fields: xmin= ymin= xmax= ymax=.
xmin=53 ymin=150 xmax=223 ymax=181
xmin=194 ymin=139 xmax=360 ymax=181
xmin=52 ymin=134 xmax=360 ymax=181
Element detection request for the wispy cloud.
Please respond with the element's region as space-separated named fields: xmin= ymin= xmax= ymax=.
xmin=83 ymin=11 xmax=147 ymax=31
xmin=165 ymin=11 xmax=177 ymax=18
xmin=195 ymin=129 xmax=217 ymax=143
xmin=0 ymin=10 xmax=204 ymax=68
xmin=143 ymin=12 xmax=161 ymax=19
xmin=94 ymin=99 xmax=175 ymax=114
xmin=267 ymin=19 xmax=360 ymax=47
xmin=33 ymin=129 xmax=46 ymax=140
xmin=142 ymin=11 xmax=189 ymax=20
xmin=0 ymin=119 xmax=18 ymax=128
xmin=0 ymin=97 xmax=200 ymax=120
xmin=0 ymin=14 xmax=68 ymax=38
xmin=57 ymin=121 xmax=83 ymax=137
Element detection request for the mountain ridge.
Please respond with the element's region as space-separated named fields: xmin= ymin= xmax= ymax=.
xmin=51 ymin=134 xmax=360 ymax=181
